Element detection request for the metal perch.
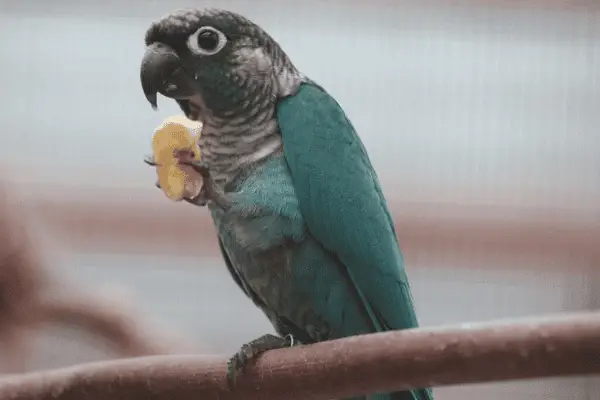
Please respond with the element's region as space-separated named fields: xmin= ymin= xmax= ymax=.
xmin=0 ymin=311 xmax=598 ymax=400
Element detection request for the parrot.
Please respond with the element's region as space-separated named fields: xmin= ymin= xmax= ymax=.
xmin=139 ymin=8 xmax=433 ymax=400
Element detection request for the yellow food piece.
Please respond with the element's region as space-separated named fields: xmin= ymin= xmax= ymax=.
xmin=151 ymin=116 xmax=203 ymax=201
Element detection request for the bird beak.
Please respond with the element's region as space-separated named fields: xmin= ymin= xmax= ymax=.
xmin=140 ymin=42 xmax=197 ymax=109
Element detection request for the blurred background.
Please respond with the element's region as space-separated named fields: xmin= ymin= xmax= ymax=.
xmin=0 ymin=0 xmax=599 ymax=398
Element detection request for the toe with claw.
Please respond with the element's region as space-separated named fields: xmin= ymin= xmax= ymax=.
xmin=226 ymin=334 xmax=296 ymax=389
xmin=175 ymin=158 xmax=211 ymax=181
xmin=177 ymin=159 xmax=231 ymax=210
xmin=143 ymin=155 xmax=160 ymax=167
xmin=143 ymin=154 xmax=208 ymax=206
xmin=182 ymin=191 xmax=209 ymax=207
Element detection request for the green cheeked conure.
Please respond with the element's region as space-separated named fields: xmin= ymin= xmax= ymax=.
xmin=140 ymin=8 xmax=432 ymax=400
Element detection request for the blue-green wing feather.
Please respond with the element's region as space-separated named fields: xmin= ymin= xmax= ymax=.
xmin=277 ymin=84 xmax=432 ymax=400
xmin=278 ymin=83 xmax=419 ymax=334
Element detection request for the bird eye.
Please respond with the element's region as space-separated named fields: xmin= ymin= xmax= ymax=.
xmin=197 ymin=30 xmax=219 ymax=50
xmin=187 ymin=26 xmax=227 ymax=56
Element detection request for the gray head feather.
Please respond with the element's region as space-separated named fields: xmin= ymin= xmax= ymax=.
xmin=145 ymin=8 xmax=304 ymax=106
xmin=143 ymin=8 xmax=308 ymax=183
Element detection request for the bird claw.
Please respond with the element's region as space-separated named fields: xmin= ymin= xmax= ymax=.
xmin=176 ymin=159 xmax=211 ymax=181
xmin=143 ymin=155 xmax=161 ymax=166
xmin=226 ymin=334 xmax=295 ymax=390
xmin=177 ymin=160 xmax=215 ymax=207
xmin=178 ymin=160 xmax=232 ymax=210
xmin=143 ymin=154 xmax=210 ymax=206
xmin=182 ymin=192 xmax=209 ymax=206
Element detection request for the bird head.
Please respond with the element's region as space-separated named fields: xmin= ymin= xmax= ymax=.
xmin=140 ymin=8 xmax=301 ymax=122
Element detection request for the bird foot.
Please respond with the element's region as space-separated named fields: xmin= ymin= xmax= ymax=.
xmin=143 ymin=154 xmax=229 ymax=208
xmin=226 ymin=333 xmax=296 ymax=389
xmin=176 ymin=158 xmax=231 ymax=210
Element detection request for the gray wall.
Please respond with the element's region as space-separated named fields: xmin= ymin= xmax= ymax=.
xmin=1 ymin=0 xmax=599 ymax=212
xmin=1 ymin=0 xmax=599 ymax=398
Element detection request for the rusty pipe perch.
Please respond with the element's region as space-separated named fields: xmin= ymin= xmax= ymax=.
xmin=0 ymin=311 xmax=599 ymax=400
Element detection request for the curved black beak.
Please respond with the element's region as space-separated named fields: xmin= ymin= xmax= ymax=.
xmin=140 ymin=42 xmax=197 ymax=110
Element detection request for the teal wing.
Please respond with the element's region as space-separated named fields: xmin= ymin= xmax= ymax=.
xmin=277 ymin=83 xmax=420 ymax=334
xmin=277 ymin=84 xmax=432 ymax=400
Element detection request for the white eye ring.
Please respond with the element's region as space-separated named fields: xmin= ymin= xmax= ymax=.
xmin=187 ymin=26 xmax=227 ymax=56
